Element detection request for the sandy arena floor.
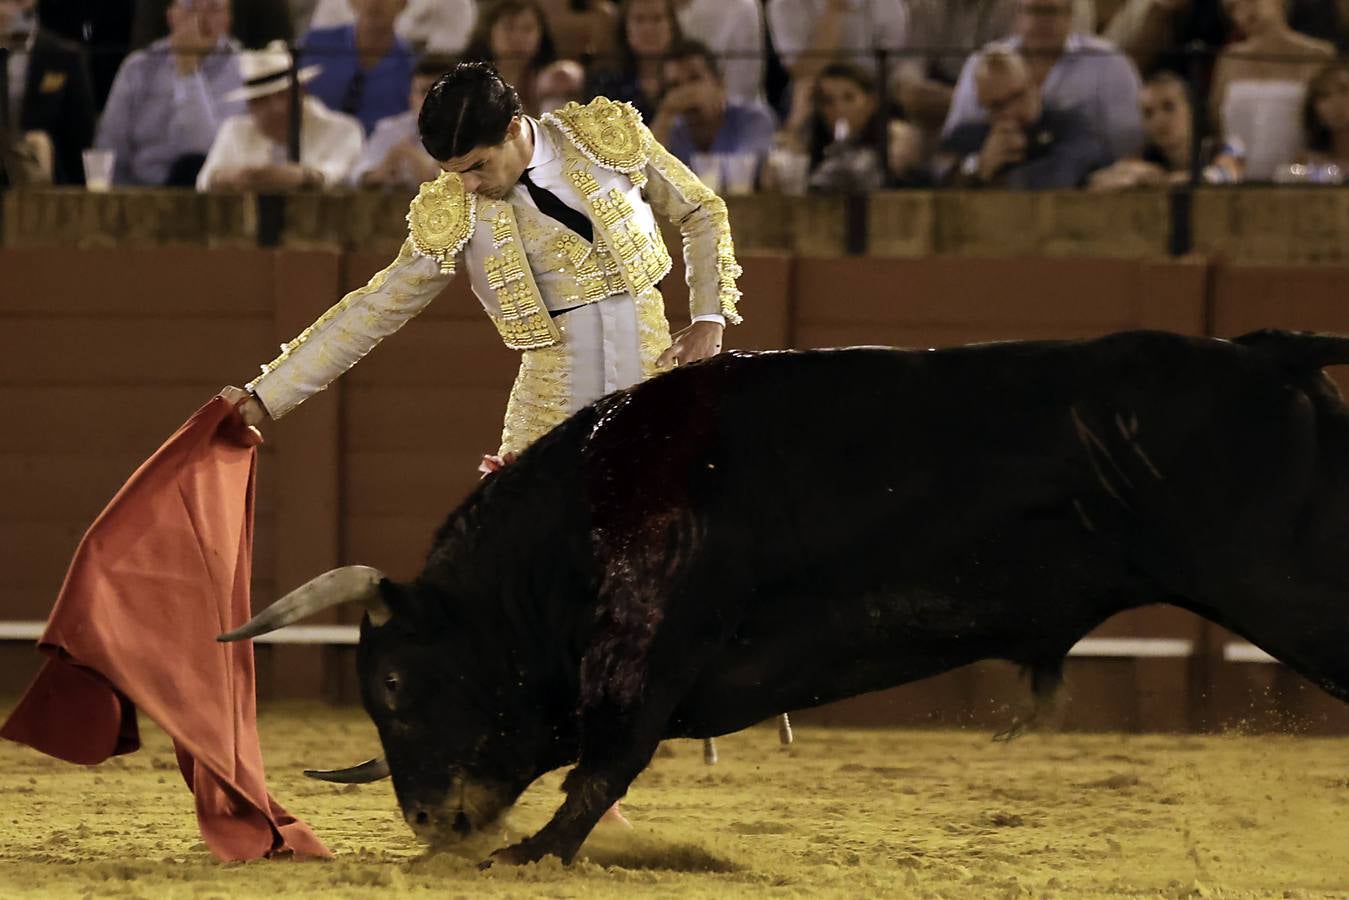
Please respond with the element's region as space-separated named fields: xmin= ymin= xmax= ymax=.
xmin=0 ymin=703 xmax=1345 ymax=898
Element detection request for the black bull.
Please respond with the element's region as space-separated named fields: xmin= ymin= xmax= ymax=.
xmin=223 ymin=329 xmax=1349 ymax=866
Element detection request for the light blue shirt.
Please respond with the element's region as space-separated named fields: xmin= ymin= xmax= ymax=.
xmin=942 ymin=32 xmax=1143 ymax=163
xmin=94 ymin=37 xmax=244 ymax=186
xmin=664 ymin=102 xmax=778 ymax=165
xmin=349 ymin=108 xmax=436 ymax=185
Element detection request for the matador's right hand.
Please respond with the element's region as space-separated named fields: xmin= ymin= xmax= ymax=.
xmin=220 ymin=385 xmax=268 ymax=429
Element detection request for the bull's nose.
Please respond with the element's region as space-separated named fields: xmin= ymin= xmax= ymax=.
xmin=452 ymin=810 xmax=471 ymax=836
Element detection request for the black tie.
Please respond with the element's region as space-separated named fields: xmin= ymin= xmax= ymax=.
xmin=519 ymin=167 xmax=593 ymax=243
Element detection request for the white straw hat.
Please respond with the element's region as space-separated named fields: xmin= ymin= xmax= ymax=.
xmin=226 ymin=40 xmax=322 ymax=102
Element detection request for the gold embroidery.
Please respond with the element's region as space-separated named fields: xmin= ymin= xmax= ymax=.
xmin=636 ymin=288 xmax=673 ymax=381
xmin=646 ymin=147 xmax=743 ymax=324
xmin=482 ymin=205 xmax=561 ymax=350
xmin=247 ymin=239 xmax=419 ymax=390
xmin=499 ymin=324 xmax=571 ymax=456
xmin=543 ymin=98 xmax=650 ymax=175
xmin=407 ymin=172 xmax=475 ymax=273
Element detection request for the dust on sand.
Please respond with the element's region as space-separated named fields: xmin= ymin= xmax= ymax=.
xmin=0 ymin=703 xmax=1345 ymax=898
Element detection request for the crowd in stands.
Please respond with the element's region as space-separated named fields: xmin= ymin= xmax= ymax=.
xmin=2 ymin=0 xmax=1348 ymax=192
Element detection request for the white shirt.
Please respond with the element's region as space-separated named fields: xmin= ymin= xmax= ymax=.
xmin=196 ymin=94 xmax=364 ymax=190
xmin=766 ymin=0 xmax=909 ymax=83
xmin=348 ymin=108 xmax=437 ymax=186
xmin=677 ymin=0 xmax=767 ymax=105
xmin=307 ymin=0 xmax=477 ymax=55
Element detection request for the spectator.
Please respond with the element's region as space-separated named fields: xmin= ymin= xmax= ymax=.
xmin=197 ymin=40 xmax=363 ymax=190
xmin=1106 ymin=0 xmax=1345 ymax=79
xmin=95 ymin=0 xmax=243 ymax=187
xmin=765 ymin=0 xmax=908 ymax=94
xmin=40 ymin=0 xmax=135 ymax=109
xmin=0 ymin=0 xmax=96 ymax=184
xmin=673 ymin=0 xmax=766 ymax=105
xmin=350 ymin=52 xmax=445 ymax=187
xmin=1296 ymin=59 xmax=1349 ymax=172
xmin=939 ymin=48 xmax=1110 ymax=188
xmin=535 ymin=58 xmax=587 ymax=112
xmin=537 ymin=0 xmax=617 ymax=62
xmin=132 ymin=0 xmax=294 ymax=51
xmin=798 ymin=61 xmax=902 ymax=192
xmin=463 ymin=0 xmax=557 ymax=117
xmin=944 ymin=0 xmax=1143 ymax=162
xmin=1210 ymin=0 xmax=1333 ymax=179
xmin=300 ymin=0 xmax=412 ymax=134
xmin=586 ymin=0 xmax=681 ymax=119
xmin=306 ymin=0 xmax=477 ymax=56
xmin=1090 ymin=69 xmax=1244 ymax=188
xmin=898 ymin=0 xmax=1097 ymax=130
xmin=649 ymin=38 xmax=776 ymax=164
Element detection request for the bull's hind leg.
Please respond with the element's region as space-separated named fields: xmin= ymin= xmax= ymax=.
xmin=487 ymin=568 xmax=738 ymax=867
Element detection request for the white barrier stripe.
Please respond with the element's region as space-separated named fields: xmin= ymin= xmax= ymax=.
xmin=0 ymin=622 xmax=360 ymax=645
xmin=1223 ymin=642 xmax=1277 ymax=664
xmin=0 ymin=623 xmax=1276 ymax=663
xmin=1069 ymin=637 xmax=1193 ymax=658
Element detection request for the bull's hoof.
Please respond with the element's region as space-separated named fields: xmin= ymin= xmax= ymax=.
xmin=484 ymin=839 xmax=554 ymax=868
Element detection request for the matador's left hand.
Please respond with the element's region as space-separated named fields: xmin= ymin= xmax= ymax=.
xmin=658 ymin=320 xmax=724 ymax=368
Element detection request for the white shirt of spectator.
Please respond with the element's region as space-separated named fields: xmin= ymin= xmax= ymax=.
xmin=196 ymin=94 xmax=364 ymax=189
xmin=1222 ymin=80 xmax=1308 ymax=181
xmin=942 ymin=32 xmax=1144 ymax=162
xmin=307 ymin=0 xmax=478 ymax=56
xmin=676 ymin=0 xmax=767 ymax=105
xmin=766 ymin=0 xmax=909 ymax=81
xmin=349 ymin=108 xmax=436 ymax=185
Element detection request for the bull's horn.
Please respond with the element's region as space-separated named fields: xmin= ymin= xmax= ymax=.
xmin=217 ymin=565 xmax=390 ymax=642
xmin=303 ymin=757 xmax=390 ymax=783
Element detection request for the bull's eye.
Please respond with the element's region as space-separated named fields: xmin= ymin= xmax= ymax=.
xmin=384 ymin=673 xmax=400 ymax=693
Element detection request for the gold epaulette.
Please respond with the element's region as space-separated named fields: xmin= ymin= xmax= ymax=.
xmin=543 ymin=98 xmax=651 ymax=177
xmin=406 ymin=171 xmax=476 ymax=273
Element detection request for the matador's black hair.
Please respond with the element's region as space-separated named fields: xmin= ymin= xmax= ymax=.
xmin=419 ymin=62 xmax=523 ymax=161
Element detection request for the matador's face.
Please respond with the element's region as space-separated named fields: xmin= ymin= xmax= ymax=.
xmin=439 ymin=117 xmax=530 ymax=201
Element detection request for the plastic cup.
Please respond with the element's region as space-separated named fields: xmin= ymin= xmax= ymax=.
xmin=82 ymin=148 xmax=115 ymax=191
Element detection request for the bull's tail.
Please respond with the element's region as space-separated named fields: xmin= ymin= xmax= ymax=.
xmin=1234 ymin=329 xmax=1349 ymax=371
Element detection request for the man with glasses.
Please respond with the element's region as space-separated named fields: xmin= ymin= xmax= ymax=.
xmin=942 ymin=0 xmax=1143 ymax=163
xmin=938 ymin=47 xmax=1110 ymax=187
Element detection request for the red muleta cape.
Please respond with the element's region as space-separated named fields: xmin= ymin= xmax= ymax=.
xmin=1 ymin=396 xmax=330 ymax=861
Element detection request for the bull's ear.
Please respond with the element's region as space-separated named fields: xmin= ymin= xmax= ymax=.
xmin=303 ymin=757 xmax=390 ymax=783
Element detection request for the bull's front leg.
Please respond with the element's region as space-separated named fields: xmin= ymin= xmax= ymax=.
xmin=484 ymin=721 xmax=663 ymax=867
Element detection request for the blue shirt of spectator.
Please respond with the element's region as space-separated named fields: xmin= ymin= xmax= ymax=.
xmin=651 ymin=39 xmax=778 ymax=164
xmin=664 ymin=103 xmax=777 ymax=164
xmin=300 ymin=24 xmax=412 ymax=135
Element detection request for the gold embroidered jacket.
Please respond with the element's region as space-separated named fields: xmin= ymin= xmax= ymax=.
xmin=247 ymin=98 xmax=742 ymax=420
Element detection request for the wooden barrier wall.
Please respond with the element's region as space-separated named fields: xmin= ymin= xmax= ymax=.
xmin=3 ymin=247 xmax=1348 ymax=733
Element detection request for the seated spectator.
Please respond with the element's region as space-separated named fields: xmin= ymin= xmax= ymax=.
xmin=649 ymin=39 xmax=776 ymax=165
xmin=538 ymin=0 xmax=617 ymax=63
xmin=586 ymin=0 xmax=681 ymax=119
xmin=0 ymin=0 xmax=95 ymax=185
xmin=944 ymin=0 xmax=1143 ymax=163
xmin=938 ymin=48 xmax=1110 ymax=188
xmin=300 ymin=0 xmax=413 ymax=134
xmin=133 ymin=0 xmax=294 ymax=52
xmin=787 ymin=62 xmax=925 ymax=192
xmin=673 ymin=0 xmax=766 ymax=105
xmin=95 ymin=0 xmax=244 ymax=187
xmin=765 ymin=0 xmax=909 ymax=99
xmin=1210 ymin=0 xmax=1334 ymax=180
xmin=1090 ymin=70 xmax=1244 ymax=189
xmin=350 ymin=53 xmax=446 ymax=188
xmin=1106 ymin=0 xmax=1344 ymax=80
xmin=306 ymin=0 xmax=478 ymax=55
xmin=197 ymin=41 xmax=364 ymax=190
xmin=535 ymin=58 xmax=587 ymax=113
xmin=1293 ymin=60 xmax=1349 ymax=175
xmin=898 ymin=0 xmax=1096 ymax=130
xmin=463 ymin=0 xmax=558 ymax=117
